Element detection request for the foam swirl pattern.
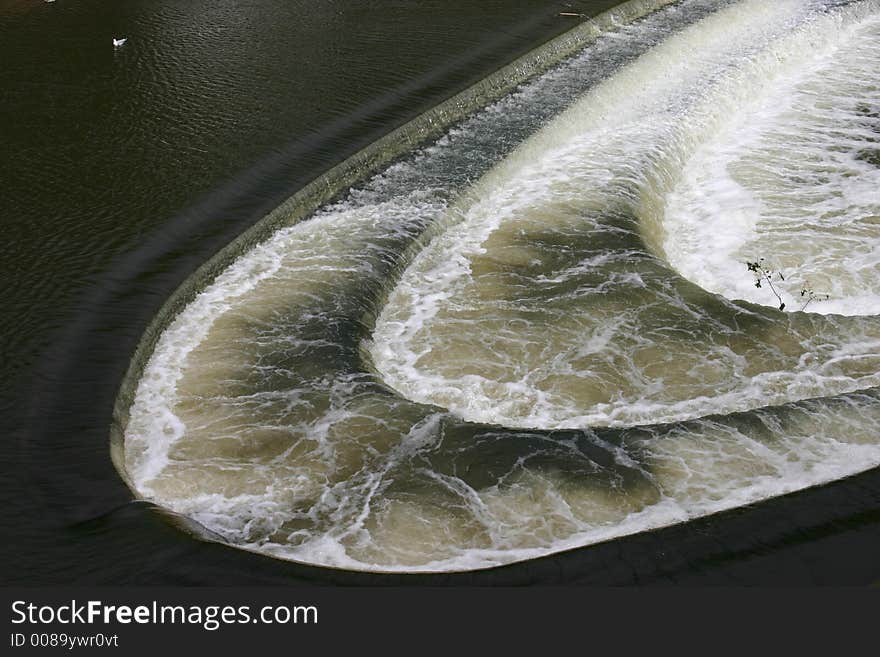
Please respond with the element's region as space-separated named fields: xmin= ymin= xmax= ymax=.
xmin=123 ymin=0 xmax=880 ymax=572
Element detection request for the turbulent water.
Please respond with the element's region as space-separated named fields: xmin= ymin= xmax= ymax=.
xmin=122 ymin=0 xmax=880 ymax=572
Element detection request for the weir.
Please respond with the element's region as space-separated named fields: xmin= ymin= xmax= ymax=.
xmin=116 ymin=0 xmax=880 ymax=572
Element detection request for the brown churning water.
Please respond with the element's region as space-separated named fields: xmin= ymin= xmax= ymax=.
xmin=121 ymin=0 xmax=880 ymax=572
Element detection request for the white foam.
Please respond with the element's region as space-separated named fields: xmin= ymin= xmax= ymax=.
xmin=122 ymin=0 xmax=880 ymax=573
xmin=663 ymin=8 xmax=880 ymax=316
xmin=372 ymin=0 xmax=880 ymax=430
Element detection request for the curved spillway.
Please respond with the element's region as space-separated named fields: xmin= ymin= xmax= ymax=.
xmin=121 ymin=0 xmax=880 ymax=572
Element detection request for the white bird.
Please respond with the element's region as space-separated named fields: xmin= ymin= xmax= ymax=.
xmin=112 ymin=37 xmax=127 ymax=48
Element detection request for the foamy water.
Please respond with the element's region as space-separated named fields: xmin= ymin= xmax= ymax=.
xmin=663 ymin=9 xmax=880 ymax=316
xmin=122 ymin=0 xmax=880 ymax=572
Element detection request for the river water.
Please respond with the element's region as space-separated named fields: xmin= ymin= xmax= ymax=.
xmin=4 ymin=0 xmax=880 ymax=583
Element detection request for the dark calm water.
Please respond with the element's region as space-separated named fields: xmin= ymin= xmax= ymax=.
xmin=2 ymin=0 xmax=879 ymax=585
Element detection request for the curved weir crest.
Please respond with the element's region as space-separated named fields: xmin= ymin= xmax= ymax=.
xmin=120 ymin=0 xmax=880 ymax=572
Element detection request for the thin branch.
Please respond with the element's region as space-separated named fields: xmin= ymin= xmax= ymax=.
xmin=746 ymin=259 xmax=830 ymax=312
xmin=746 ymin=258 xmax=786 ymax=311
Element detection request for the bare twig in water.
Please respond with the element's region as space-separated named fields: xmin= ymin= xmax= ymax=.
xmin=746 ymin=259 xmax=831 ymax=311
xmin=799 ymin=283 xmax=830 ymax=311
xmin=746 ymin=258 xmax=786 ymax=311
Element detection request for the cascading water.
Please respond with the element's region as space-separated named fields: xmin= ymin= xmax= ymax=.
xmin=120 ymin=0 xmax=880 ymax=572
